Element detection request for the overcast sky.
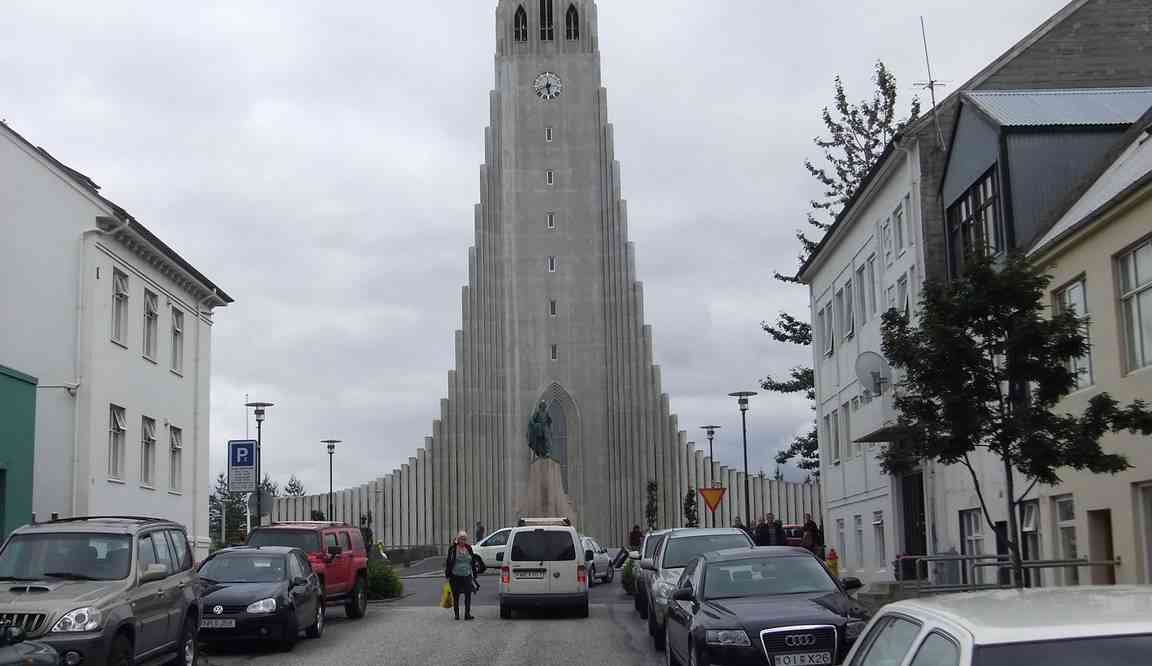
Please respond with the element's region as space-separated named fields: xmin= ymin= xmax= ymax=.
xmin=3 ymin=1 xmax=1067 ymax=496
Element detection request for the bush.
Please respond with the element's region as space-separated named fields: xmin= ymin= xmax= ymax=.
xmin=367 ymin=560 xmax=404 ymax=600
xmin=621 ymin=558 xmax=636 ymax=595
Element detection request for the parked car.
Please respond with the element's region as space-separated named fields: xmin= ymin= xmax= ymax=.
xmin=0 ymin=515 xmax=201 ymax=666
xmin=498 ymin=520 xmax=589 ymax=619
xmin=0 ymin=626 xmax=58 ymax=666
xmin=664 ymin=546 xmax=868 ymax=666
xmin=844 ymin=586 xmax=1152 ymax=666
xmin=640 ymin=528 xmax=755 ymax=650
xmin=247 ymin=522 xmax=369 ymax=619
xmin=581 ymin=536 xmax=614 ymax=585
xmin=634 ymin=529 xmax=671 ymax=618
xmin=197 ymin=546 xmax=324 ymax=650
xmin=473 ymin=528 xmax=512 ymax=569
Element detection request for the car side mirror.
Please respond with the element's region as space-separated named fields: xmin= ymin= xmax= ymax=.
xmin=1 ymin=626 xmax=26 ymax=646
xmin=639 ymin=558 xmax=656 ymax=571
xmin=585 ymin=549 xmax=595 ymax=562
xmin=842 ymin=577 xmax=863 ymax=592
xmin=327 ymin=545 xmax=343 ymax=558
xmin=496 ymin=552 xmax=504 ymax=562
xmin=140 ymin=563 xmax=169 ymax=583
xmin=292 ymin=576 xmax=309 ymax=588
xmin=672 ymin=588 xmax=694 ymax=602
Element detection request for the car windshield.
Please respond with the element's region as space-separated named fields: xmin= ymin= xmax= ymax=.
xmin=0 ymin=533 xmax=132 ymax=581
xmin=199 ymin=554 xmax=287 ymax=583
xmin=662 ymin=534 xmax=751 ymax=569
xmin=974 ymin=635 xmax=1152 ymax=666
xmin=703 ymin=555 xmax=837 ymax=599
xmin=643 ymin=535 xmax=665 ymax=559
xmin=511 ymin=531 xmax=575 ymax=561
xmin=247 ymin=530 xmax=321 ymax=553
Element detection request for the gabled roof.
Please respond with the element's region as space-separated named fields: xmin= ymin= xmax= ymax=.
xmin=0 ymin=120 xmax=233 ymax=304
xmin=964 ymin=88 xmax=1152 ymax=128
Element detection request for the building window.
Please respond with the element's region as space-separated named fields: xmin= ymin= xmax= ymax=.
xmin=822 ymin=415 xmax=832 ymax=461
xmin=844 ymin=280 xmax=855 ymax=338
xmin=855 ymin=266 xmax=868 ymax=324
xmin=550 ymin=344 xmax=558 ymax=361
xmin=887 ymin=285 xmax=896 ymax=311
xmin=854 ymin=515 xmax=864 ymax=569
xmin=894 ymin=202 xmax=906 ymax=251
xmin=836 ymin=519 xmax=846 ymax=560
xmin=548 ymin=256 xmax=557 ymax=272
xmin=818 ymin=307 xmax=834 ymax=357
xmin=549 ymin=300 xmax=558 ymax=316
xmin=171 ymin=308 xmax=185 ymax=373
xmin=547 ymin=212 xmax=556 ymax=229
xmin=1119 ymin=239 xmax=1152 ymax=372
xmin=834 ymin=290 xmax=846 ymax=341
xmin=513 ymin=5 xmax=528 ymax=42
xmin=169 ymin=426 xmax=183 ymax=492
xmin=960 ymin=509 xmax=985 ymax=585
xmin=866 ymin=255 xmax=878 ymax=316
xmin=112 ymin=269 xmax=129 ymax=345
xmin=1055 ymin=496 xmax=1078 ymax=585
xmin=565 ymin=3 xmax=579 ymax=39
xmin=1020 ymin=500 xmax=1041 ymax=586
xmin=141 ymin=416 xmax=156 ymax=488
xmin=108 ymin=405 xmax=126 ymax=479
xmin=873 ymin=511 xmax=886 ymax=567
xmin=842 ymin=401 xmax=852 ymax=456
xmin=897 ymin=274 xmax=909 ymax=317
xmin=830 ymin=408 xmax=840 ymax=462
xmin=1054 ymin=278 xmax=1093 ymax=387
xmin=143 ymin=290 xmax=159 ymax=359
xmin=948 ymin=166 xmax=1003 ymax=275
xmin=546 ymin=169 xmax=555 ymax=185
xmin=882 ymin=221 xmax=893 ymax=264
xmin=545 ymin=126 xmax=554 ymax=142
xmin=539 ymin=0 xmax=554 ymax=40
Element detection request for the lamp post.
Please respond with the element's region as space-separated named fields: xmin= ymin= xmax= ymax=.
xmin=322 ymin=440 xmax=341 ymax=521
xmin=699 ymin=425 xmax=721 ymax=527
xmin=245 ymin=401 xmax=275 ymax=525
xmin=728 ymin=392 xmax=757 ymax=531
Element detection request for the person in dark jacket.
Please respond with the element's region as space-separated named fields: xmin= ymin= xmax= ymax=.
xmin=801 ymin=513 xmax=824 ymax=555
xmin=755 ymin=513 xmax=786 ymax=546
xmin=445 ymin=531 xmax=481 ymax=620
xmin=628 ymin=525 xmax=644 ymax=551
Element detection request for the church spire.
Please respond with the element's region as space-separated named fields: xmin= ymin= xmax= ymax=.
xmin=496 ymin=0 xmax=597 ymax=56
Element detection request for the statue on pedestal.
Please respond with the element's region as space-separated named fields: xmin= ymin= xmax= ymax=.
xmin=527 ymin=401 xmax=552 ymax=459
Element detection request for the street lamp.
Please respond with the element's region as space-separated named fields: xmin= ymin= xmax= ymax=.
xmin=245 ymin=401 xmax=275 ymax=525
xmin=728 ymin=391 xmax=757 ymax=531
xmin=322 ymin=440 xmax=342 ymax=522
xmin=699 ymin=425 xmax=721 ymax=528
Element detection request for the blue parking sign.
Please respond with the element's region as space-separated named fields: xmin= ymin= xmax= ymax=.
xmin=228 ymin=440 xmax=257 ymax=493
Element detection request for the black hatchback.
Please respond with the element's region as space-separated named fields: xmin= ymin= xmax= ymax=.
xmin=196 ymin=546 xmax=325 ymax=650
xmin=664 ymin=547 xmax=870 ymax=666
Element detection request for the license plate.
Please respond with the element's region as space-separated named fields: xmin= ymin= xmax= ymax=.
xmin=514 ymin=569 xmax=545 ymax=579
xmin=775 ymin=653 xmax=832 ymax=666
xmin=200 ymin=619 xmax=236 ymax=629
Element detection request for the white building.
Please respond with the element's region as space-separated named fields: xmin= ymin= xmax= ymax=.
xmin=0 ymin=121 xmax=231 ymax=558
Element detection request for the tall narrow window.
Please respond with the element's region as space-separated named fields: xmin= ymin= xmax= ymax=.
xmin=1055 ymin=278 xmax=1093 ymax=388
xmin=548 ymin=256 xmax=557 ymax=272
xmin=171 ymin=308 xmax=185 ymax=373
xmin=549 ymin=300 xmax=558 ymax=316
xmin=822 ymin=304 xmax=835 ymax=356
xmin=546 ymin=169 xmax=555 ymax=185
xmin=1119 ymin=239 xmax=1152 ymax=372
xmin=143 ymin=290 xmax=158 ymax=359
xmin=513 ymin=6 xmax=528 ymax=42
xmin=893 ymin=203 xmax=906 ymax=251
xmin=844 ymin=280 xmax=855 ymax=338
xmin=842 ymin=401 xmax=852 ymax=457
xmin=866 ymin=255 xmax=878 ymax=316
xmin=551 ymin=344 xmax=559 ymax=361
xmin=141 ymin=416 xmax=156 ymax=487
xmin=108 ymin=405 xmax=126 ymax=479
xmin=830 ymin=408 xmax=840 ymax=462
xmin=822 ymin=415 xmax=832 ymax=459
xmin=112 ymin=269 xmax=129 ymax=344
xmin=169 ymin=426 xmax=183 ymax=492
xmin=565 ymin=3 xmax=579 ymax=39
xmin=960 ymin=509 xmax=985 ymax=585
xmin=882 ymin=221 xmax=893 ymax=264
xmin=947 ymin=166 xmax=1003 ymax=275
xmin=1055 ymin=496 xmax=1078 ymax=585
xmin=855 ymin=265 xmax=868 ymax=324
xmin=897 ymin=275 xmax=909 ymax=317
xmin=545 ymin=126 xmax=554 ymax=142
xmin=853 ymin=515 xmax=864 ymax=569
xmin=873 ymin=511 xmax=886 ymax=567
xmin=834 ymin=289 xmax=846 ymax=339
xmin=539 ymin=0 xmax=554 ymax=40
xmin=547 ymin=212 xmax=556 ymax=229
xmin=835 ymin=519 xmax=846 ymax=560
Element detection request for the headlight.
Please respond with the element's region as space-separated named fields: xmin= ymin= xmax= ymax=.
xmin=51 ymin=607 xmax=102 ymax=633
xmin=845 ymin=620 xmax=868 ymax=641
xmin=246 ymin=598 xmax=278 ymax=614
xmin=705 ymin=629 xmax=751 ymax=647
xmin=654 ymin=570 xmax=680 ymax=599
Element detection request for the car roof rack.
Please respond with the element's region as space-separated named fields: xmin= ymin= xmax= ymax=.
xmin=42 ymin=515 xmax=171 ymax=525
xmin=517 ymin=517 xmax=571 ymax=527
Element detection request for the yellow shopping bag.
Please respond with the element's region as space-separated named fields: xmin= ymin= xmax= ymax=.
xmin=440 ymin=582 xmax=453 ymax=609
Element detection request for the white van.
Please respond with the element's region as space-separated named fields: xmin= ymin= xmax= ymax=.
xmin=498 ymin=522 xmax=589 ymax=619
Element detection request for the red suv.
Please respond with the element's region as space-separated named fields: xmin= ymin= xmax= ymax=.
xmin=247 ymin=522 xmax=369 ymax=619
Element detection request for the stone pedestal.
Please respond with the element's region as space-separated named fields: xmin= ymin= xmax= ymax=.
xmin=515 ymin=458 xmax=579 ymax=526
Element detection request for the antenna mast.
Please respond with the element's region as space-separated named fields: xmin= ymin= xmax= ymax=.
xmin=917 ymin=16 xmax=947 ymax=150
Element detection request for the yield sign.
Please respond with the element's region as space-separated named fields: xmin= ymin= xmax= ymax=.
xmin=698 ymin=487 xmax=727 ymax=513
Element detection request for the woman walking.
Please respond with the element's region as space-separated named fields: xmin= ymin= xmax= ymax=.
xmin=444 ymin=531 xmax=480 ymax=620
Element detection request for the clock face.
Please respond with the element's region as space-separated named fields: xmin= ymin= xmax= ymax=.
xmin=533 ymin=72 xmax=563 ymax=101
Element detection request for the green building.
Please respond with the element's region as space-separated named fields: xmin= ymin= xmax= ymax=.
xmin=0 ymin=365 xmax=36 ymax=540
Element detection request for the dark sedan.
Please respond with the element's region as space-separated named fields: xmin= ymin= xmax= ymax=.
xmin=664 ymin=547 xmax=869 ymax=666
xmin=197 ymin=546 xmax=325 ymax=650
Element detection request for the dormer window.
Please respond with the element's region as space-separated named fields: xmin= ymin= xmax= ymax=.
xmin=565 ymin=4 xmax=580 ymax=40
xmin=539 ymin=0 xmax=554 ymax=41
xmin=514 ymin=6 xmax=528 ymax=42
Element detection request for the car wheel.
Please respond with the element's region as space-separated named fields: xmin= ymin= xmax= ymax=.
xmin=576 ymin=597 xmax=589 ymax=619
xmin=306 ymin=601 xmax=325 ymax=639
xmin=168 ymin=617 xmax=197 ymax=665
xmin=107 ymin=634 xmax=133 ymax=666
xmin=345 ymin=576 xmax=368 ymax=619
xmin=499 ymin=603 xmax=512 ymax=620
xmin=606 ymin=565 xmax=615 ymax=583
xmin=638 ymin=591 xmax=649 ymax=619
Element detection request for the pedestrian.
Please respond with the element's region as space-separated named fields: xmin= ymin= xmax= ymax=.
xmin=755 ymin=515 xmax=781 ymax=547
xmin=474 ymin=521 xmax=486 ymax=544
xmin=734 ymin=517 xmax=751 ymax=537
xmin=753 ymin=517 xmax=769 ymax=546
xmin=801 ymin=513 xmax=823 ymax=555
xmin=628 ymin=524 xmax=644 ymax=552
xmin=444 ymin=531 xmax=480 ymax=620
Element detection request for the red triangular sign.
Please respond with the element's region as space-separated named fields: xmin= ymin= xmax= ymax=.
xmin=698 ymin=487 xmax=726 ymax=513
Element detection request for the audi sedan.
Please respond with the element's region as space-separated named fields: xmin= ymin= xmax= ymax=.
xmin=664 ymin=547 xmax=869 ymax=666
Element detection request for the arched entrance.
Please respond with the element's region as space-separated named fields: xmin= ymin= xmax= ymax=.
xmin=538 ymin=383 xmax=579 ymax=496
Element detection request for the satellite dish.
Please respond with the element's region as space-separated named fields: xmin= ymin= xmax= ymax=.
xmin=855 ymin=351 xmax=891 ymax=395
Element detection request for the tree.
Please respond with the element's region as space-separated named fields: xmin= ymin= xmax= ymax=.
xmin=208 ymin=473 xmax=248 ymax=547
xmin=765 ymin=62 xmax=919 ymax=475
xmin=259 ymin=474 xmax=279 ymax=499
xmin=310 ymin=509 xmax=327 ymax=521
xmin=682 ymin=489 xmax=699 ymax=528
xmin=880 ymin=254 xmax=1152 ymax=587
xmin=645 ymin=481 xmax=659 ymax=531
xmin=284 ymin=475 xmax=306 ymax=496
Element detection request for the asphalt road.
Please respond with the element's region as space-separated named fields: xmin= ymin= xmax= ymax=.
xmin=200 ymin=576 xmax=660 ymax=665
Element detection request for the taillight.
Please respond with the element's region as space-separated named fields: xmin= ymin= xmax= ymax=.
xmin=577 ymin=565 xmax=587 ymax=584
xmin=501 ymin=566 xmax=510 ymax=585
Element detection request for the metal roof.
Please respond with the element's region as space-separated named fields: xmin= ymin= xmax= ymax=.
xmin=965 ymin=88 xmax=1152 ymax=127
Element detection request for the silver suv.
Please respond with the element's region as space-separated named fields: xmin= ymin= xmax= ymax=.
xmin=0 ymin=516 xmax=201 ymax=665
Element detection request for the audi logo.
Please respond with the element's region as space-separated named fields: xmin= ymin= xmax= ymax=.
xmin=784 ymin=634 xmax=817 ymax=647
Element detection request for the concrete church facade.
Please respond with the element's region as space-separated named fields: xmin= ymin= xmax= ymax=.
xmin=274 ymin=0 xmax=822 ymax=545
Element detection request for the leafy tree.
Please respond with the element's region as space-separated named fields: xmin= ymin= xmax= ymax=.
xmin=682 ymin=489 xmax=699 ymax=528
xmin=209 ymin=473 xmax=248 ymax=547
xmin=259 ymin=474 xmax=279 ymax=499
xmin=773 ymin=465 xmax=784 ymax=481
xmin=645 ymin=481 xmax=659 ymax=531
xmin=765 ymin=62 xmax=919 ymax=475
xmin=310 ymin=509 xmax=327 ymax=521
xmin=880 ymin=254 xmax=1152 ymax=587
xmin=284 ymin=475 xmax=306 ymax=496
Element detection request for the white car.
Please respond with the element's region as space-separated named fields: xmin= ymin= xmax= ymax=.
xmin=845 ymin=586 xmax=1152 ymax=666
xmin=473 ymin=527 xmax=512 ymax=569
xmin=581 ymin=536 xmax=614 ymax=585
xmin=498 ymin=521 xmax=589 ymax=619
